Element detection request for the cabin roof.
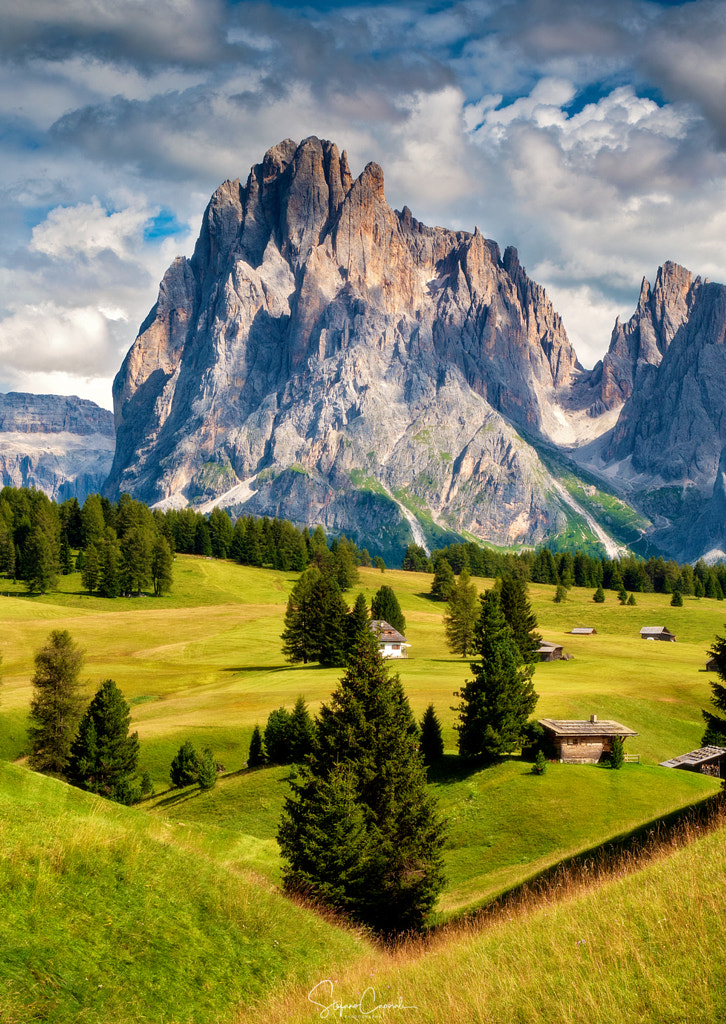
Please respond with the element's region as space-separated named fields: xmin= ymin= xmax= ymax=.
xmin=640 ymin=626 xmax=674 ymax=636
xmin=569 ymin=627 xmax=596 ymax=635
xmin=659 ymin=746 xmax=726 ymax=768
xmin=539 ymin=718 xmax=638 ymax=737
xmin=537 ymin=640 xmax=563 ymax=653
xmin=369 ymin=620 xmax=408 ymax=644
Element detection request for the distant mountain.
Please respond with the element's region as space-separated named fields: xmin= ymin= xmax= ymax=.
xmin=0 ymin=392 xmax=114 ymax=502
xmin=106 ymin=136 xmax=624 ymax=561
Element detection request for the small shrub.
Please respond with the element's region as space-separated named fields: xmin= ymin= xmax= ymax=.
xmin=593 ymin=586 xmax=605 ymax=603
xmin=627 ymin=593 xmax=636 ymax=606
xmin=610 ymin=736 xmax=625 ymax=770
xmin=532 ymin=750 xmax=547 ymax=775
xmin=554 ymin=583 xmax=567 ymax=603
xmin=671 ymin=590 xmax=684 ymax=607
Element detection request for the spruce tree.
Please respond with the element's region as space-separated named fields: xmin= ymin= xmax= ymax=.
xmin=533 ymin=749 xmax=547 ymax=775
xmin=170 ymin=740 xmax=201 ymax=787
xmin=430 ymin=558 xmax=456 ymax=602
xmin=247 ymin=725 xmax=266 ymax=768
xmin=609 ymin=735 xmax=625 ymax=770
xmin=627 ymin=593 xmax=636 ymax=606
xmin=370 ymin=585 xmax=406 ymax=634
xmin=27 ymin=630 xmax=86 ymax=773
xmin=444 ymin=569 xmax=479 ymax=656
xmin=81 ymin=543 xmax=100 ymax=594
xmin=24 ymin=528 xmax=58 ymax=594
xmin=278 ymin=631 xmax=446 ymax=933
xmin=197 ymin=747 xmax=217 ymax=789
xmin=702 ymin=631 xmax=726 ymax=747
xmin=499 ymin=575 xmax=541 ymax=663
xmin=264 ymin=707 xmax=293 ymax=763
xmin=346 ymin=592 xmax=370 ymax=655
xmin=456 ymin=590 xmax=539 ymax=761
xmin=554 ymin=583 xmax=567 ymax=603
xmin=419 ymin=704 xmax=444 ymax=764
xmin=309 ymin=575 xmax=349 ymax=666
xmin=67 ymin=679 xmax=140 ymax=803
xmin=671 ymin=590 xmax=684 ymax=607
xmin=281 ymin=567 xmax=322 ymax=664
xmin=593 ymin=585 xmax=605 ymax=603
xmin=151 ymin=535 xmax=174 ymax=595
xmin=289 ymin=695 xmax=316 ymax=762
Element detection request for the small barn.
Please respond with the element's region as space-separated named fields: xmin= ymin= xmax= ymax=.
xmin=539 ymin=715 xmax=638 ymax=764
xmin=659 ymin=746 xmax=726 ymax=778
xmin=370 ymin=620 xmax=410 ymax=659
xmin=568 ymin=627 xmax=597 ymax=635
xmin=640 ymin=626 xmax=677 ymax=642
xmin=537 ymin=640 xmax=568 ymax=662
xmin=706 ymin=657 xmax=718 ymax=671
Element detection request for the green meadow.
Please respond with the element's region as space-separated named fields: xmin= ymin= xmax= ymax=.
xmin=1 ymin=555 xmax=725 ymax=1021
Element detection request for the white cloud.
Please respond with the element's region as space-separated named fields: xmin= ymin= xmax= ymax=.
xmin=30 ymin=198 xmax=151 ymax=260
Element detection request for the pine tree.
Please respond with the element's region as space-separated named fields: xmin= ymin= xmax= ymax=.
xmin=309 ymin=575 xmax=349 ymax=666
xmin=430 ymin=558 xmax=456 ymax=602
xmin=702 ymin=631 xmax=726 ymax=747
xmin=81 ymin=543 xmax=100 ymax=594
xmin=618 ymin=584 xmax=628 ymax=605
xmin=627 ymin=593 xmax=636 ymax=606
xmin=370 ymin=585 xmax=406 ymax=634
xmin=419 ymin=704 xmax=444 ymax=764
xmin=170 ymin=741 xmax=201 ymax=787
xmin=499 ymin=575 xmax=541 ymax=663
xmin=97 ymin=531 xmax=121 ymax=598
xmin=278 ymin=631 xmax=446 ymax=933
xmin=444 ymin=569 xmax=479 ymax=656
xmin=264 ymin=707 xmax=293 ymax=763
xmin=281 ymin=567 xmax=322 ymax=664
xmin=671 ymin=590 xmax=684 ymax=607
xmin=456 ymin=590 xmax=539 ymax=761
xmin=593 ymin=585 xmax=605 ymax=603
xmin=610 ymin=735 xmax=625 ymax=770
xmin=120 ymin=525 xmax=153 ymax=595
xmin=67 ymin=679 xmax=140 ymax=803
xmin=346 ymin=592 xmax=370 ymax=655
xmin=289 ymin=695 xmax=316 ymax=762
xmin=59 ymin=534 xmax=74 ymax=575
xmin=27 ymin=630 xmax=86 ymax=773
xmin=247 ymin=725 xmax=266 ymax=768
xmin=197 ymin=747 xmax=217 ymax=789
xmin=151 ymin=535 xmax=174 ymax=595
xmin=554 ymin=583 xmax=567 ymax=603
xmin=533 ymin=749 xmax=547 ymax=775
xmin=24 ymin=528 xmax=58 ymax=594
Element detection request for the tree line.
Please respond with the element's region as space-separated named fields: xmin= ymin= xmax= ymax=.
xmin=404 ymin=540 xmax=726 ymax=600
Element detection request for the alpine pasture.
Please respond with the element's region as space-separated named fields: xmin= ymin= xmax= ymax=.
xmin=1 ymin=555 xmax=724 ymax=1022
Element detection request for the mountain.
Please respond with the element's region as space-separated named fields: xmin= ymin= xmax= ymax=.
xmin=569 ymin=263 xmax=726 ymax=560
xmin=0 ymin=392 xmax=114 ymax=502
xmin=106 ymin=136 xmax=619 ymax=560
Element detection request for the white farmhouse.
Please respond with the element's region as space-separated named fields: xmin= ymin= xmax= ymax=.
xmin=370 ymin=620 xmax=410 ymax=659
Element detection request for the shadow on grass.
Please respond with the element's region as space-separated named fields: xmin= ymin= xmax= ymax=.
xmin=426 ymin=753 xmax=529 ymax=784
xmin=222 ymin=663 xmax=332 ymax=673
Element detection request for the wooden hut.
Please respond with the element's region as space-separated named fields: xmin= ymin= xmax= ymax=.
xmin=568 ymin=627 xmax=596 ymax=635
xmin=659 ymin=746 xmax=726 ymax=779
xmin=640 ymin=626 xmax=676 ymax=642
xmin=537 ymin=640 xmax=566 ymax=662
xmin=539 ymin=715 xmax=638 ymax=764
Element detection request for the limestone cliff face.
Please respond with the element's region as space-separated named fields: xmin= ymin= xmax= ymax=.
xmin=586 ymin=262 xmax=699 ymax=415
xmin=0 ymin=393 xmax=114 ymax=501
xmin=107 ymin=136 xmax=583 ymax=553
xmin=604 ymin=276 xmax=726 ymax=490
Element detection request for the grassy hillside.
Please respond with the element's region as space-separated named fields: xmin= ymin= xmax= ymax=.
xmin=1 ymin=557 xmax=722 ymax=914
xmin=248 ymin=810 xmax=726 ymax=1024
xmin=0 ymin=761 xmax=367 ymax=1024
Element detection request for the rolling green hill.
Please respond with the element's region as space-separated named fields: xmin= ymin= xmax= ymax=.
xmin=1 ymin=555 xmax=725 ymax=1021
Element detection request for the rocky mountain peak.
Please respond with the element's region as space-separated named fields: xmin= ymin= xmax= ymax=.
xmin=588 ymin=259 xmax=699 ymax=414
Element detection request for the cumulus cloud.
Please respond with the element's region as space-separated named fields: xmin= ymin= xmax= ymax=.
xmin=1 ymin=0 xmax=726 ymax=402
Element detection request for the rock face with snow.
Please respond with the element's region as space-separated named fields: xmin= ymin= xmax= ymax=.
xmin=106 ymin=136 xmax=592 ymax=557
xmin=0 ymin=393 xmax=114 ymax=501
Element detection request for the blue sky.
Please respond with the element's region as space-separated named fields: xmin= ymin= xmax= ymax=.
xmin=0 ymin=0 xmax=725 ymax=408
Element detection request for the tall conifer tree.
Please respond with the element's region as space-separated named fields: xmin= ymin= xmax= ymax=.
xmin=67 ymin=679 xmax=140 ymax=803
xmin=456 ymin=590 xmax=539 ymax=761
xmin=499 ymin=575 xmax=541 ymax=663
xmin=702 ymin=631 xmax=726 ymax=748
xmin=27 ymin=630 xmax=85 ymax=773
xmin=370 ymin=585 xmax=406 ymax=634
xmin=444 ymin=569 xmax=479 ymax=656
xmin=278 ymin=632 xmax=446 ymax=933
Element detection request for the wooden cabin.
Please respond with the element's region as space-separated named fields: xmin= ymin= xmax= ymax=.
xmin=640 ymin=626 xmax=676 ymax=642
xmin=369 ymin=620 xmax=410 ymax=659
xmin=537 ymin=641 xmax=567 ymax=662
xmin=706 ymin=657 xmax=718 ymax=671
xmin=539 ymin=715 xmax=638 ymax=764
xmin=568 ymin=627 xmax=596 ymax=635
xmin=659 ymin=746 xmax=726 ymax=779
